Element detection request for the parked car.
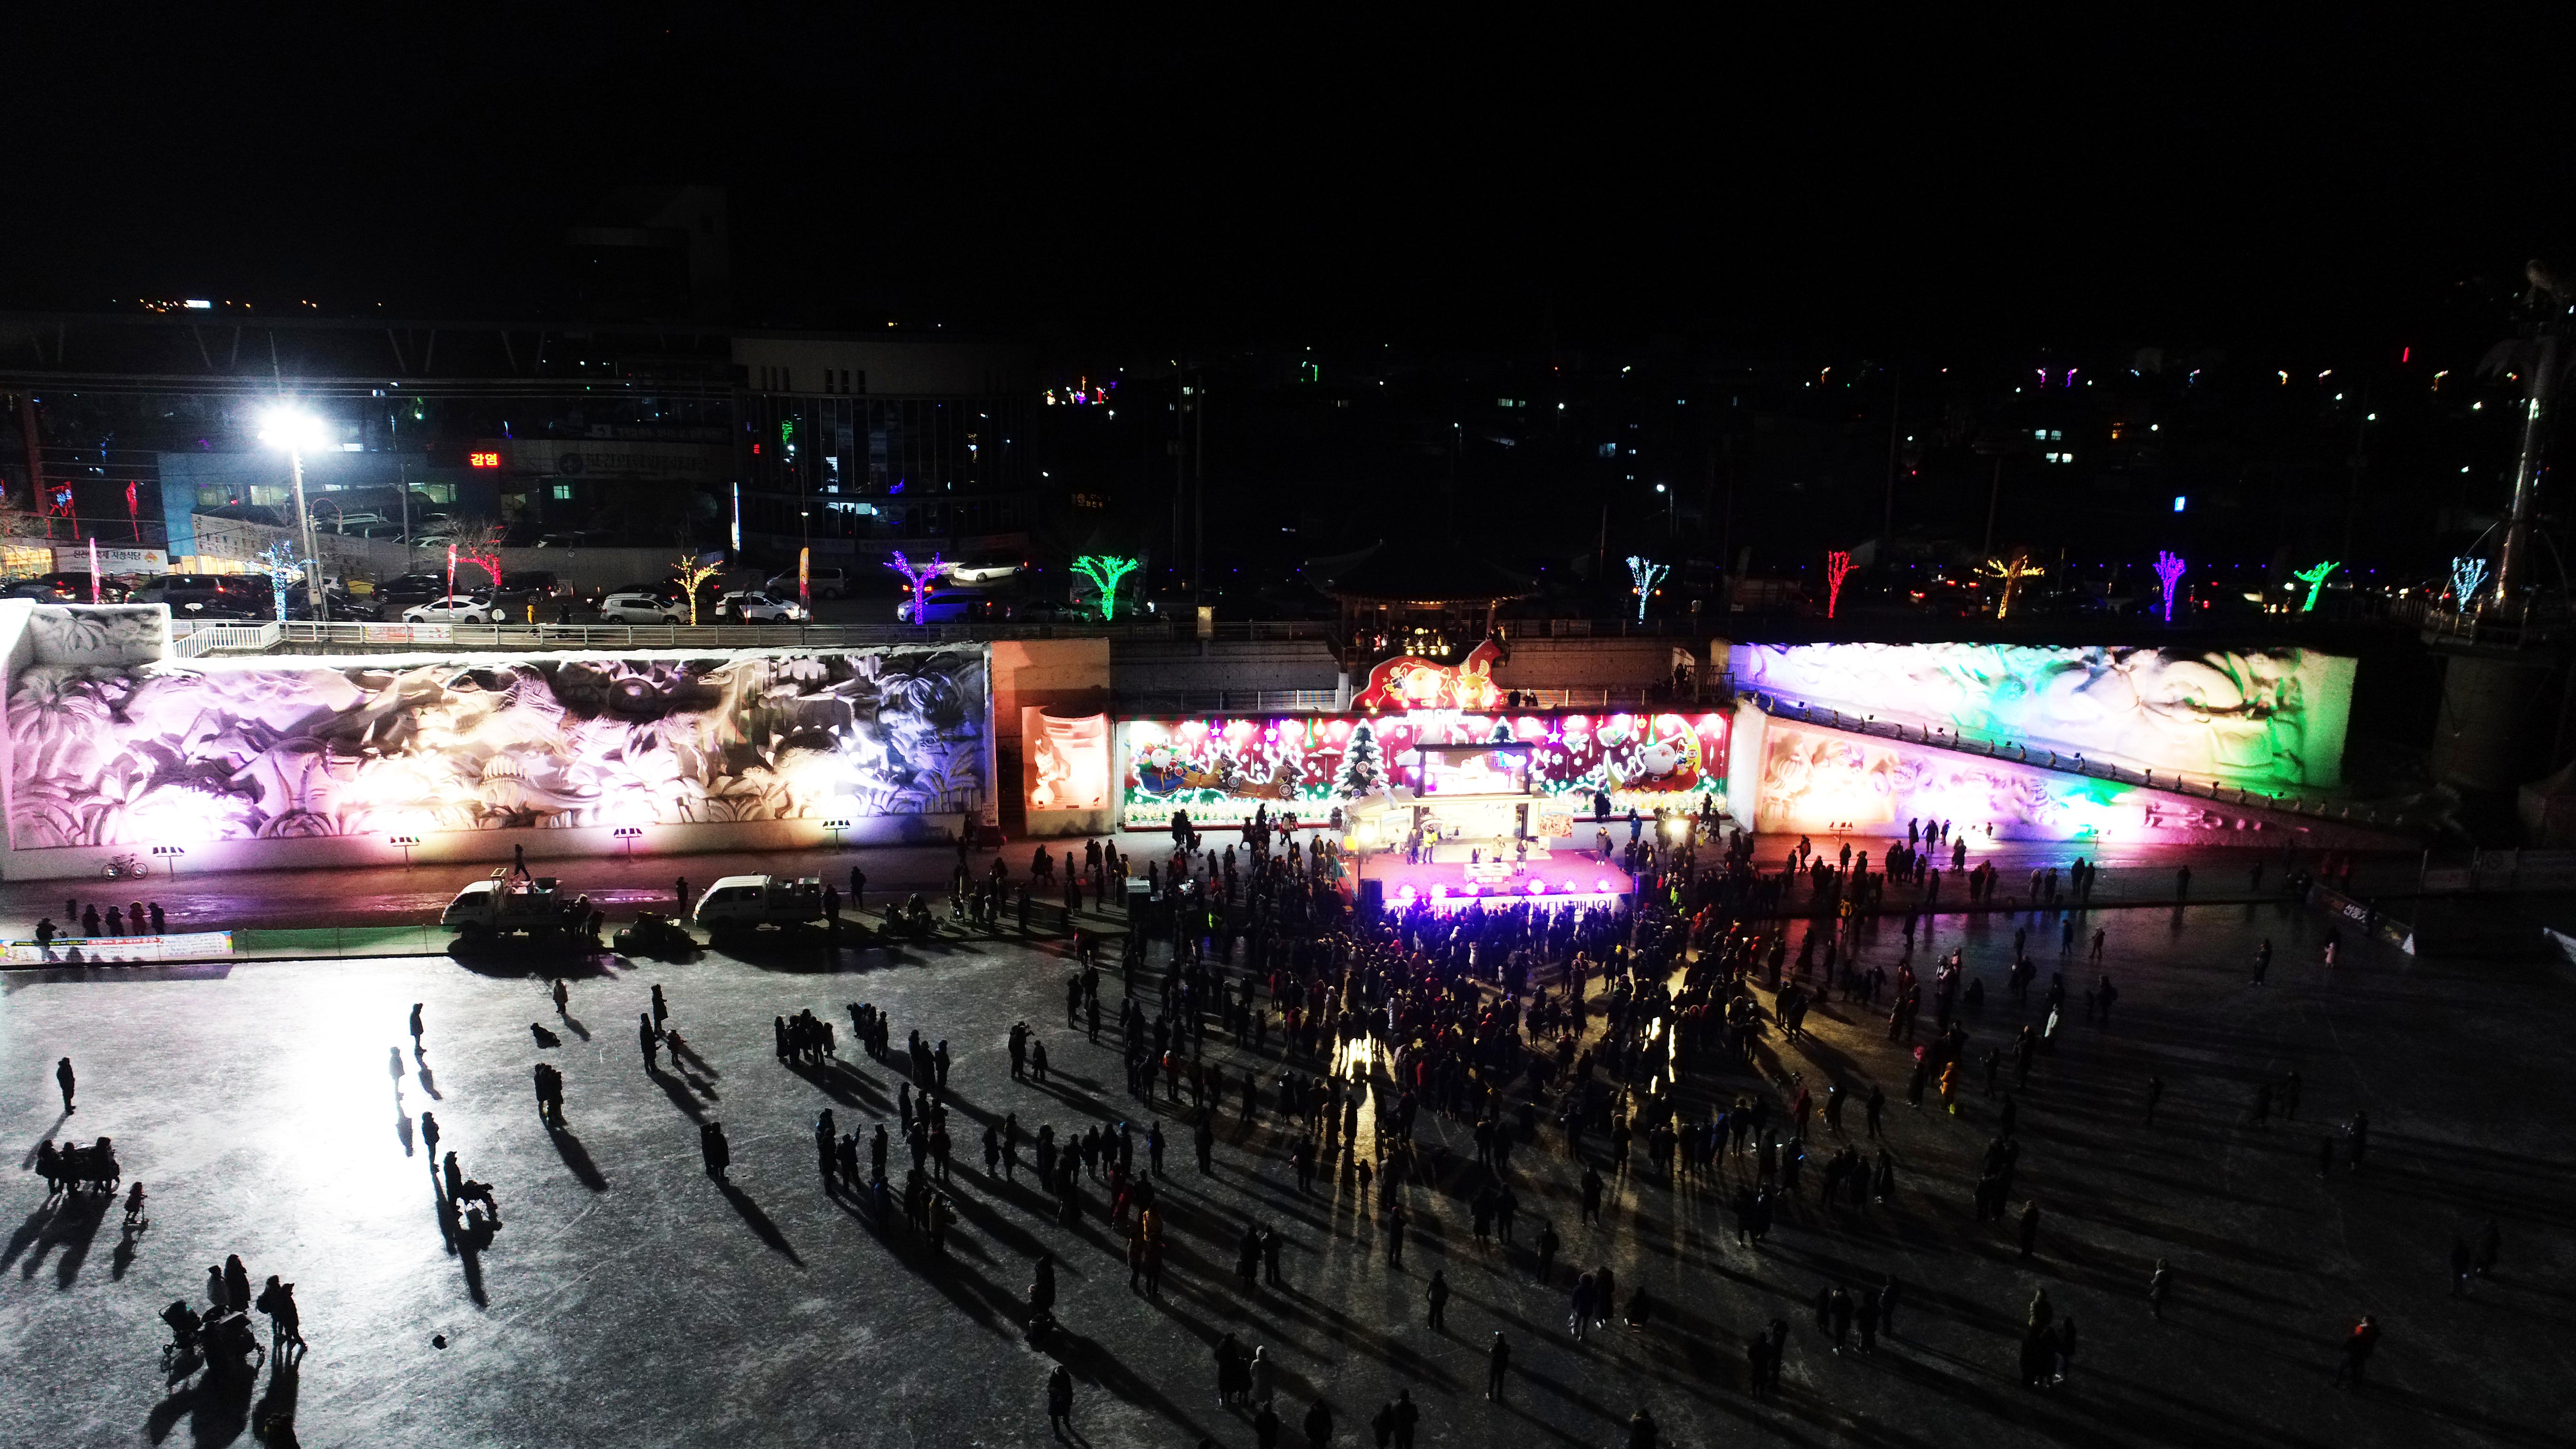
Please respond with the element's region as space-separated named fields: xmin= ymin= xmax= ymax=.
xmin=947 ymin=558 xmax=1023 ymax=585
xmin=598 ymin=590 xmax=690 ymax=623
xmin=716 ymin=589 xmax=809 ymax=623
xmin=147 ymin=573 xmax=269 ymax=617
xmin=765 ymin=566 xmax=852 ymax=599
xmin=403 ymin=593 xmax=511 ymax=624
xmin=370 ymin=573 xmax=450 ymax=614
xmin=322 ymin=511 xmax=391 ymax=532
xmin=491 ymin=570 xmax=571 ymax=600
xmin=895 ymin=588 xmax=992 ymax=623
xmin=8 ymin=572 xmax=134 ymax=603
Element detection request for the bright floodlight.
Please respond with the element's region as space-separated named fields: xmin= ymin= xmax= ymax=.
xmin=257 ymin=407 xmax=329 ymax=452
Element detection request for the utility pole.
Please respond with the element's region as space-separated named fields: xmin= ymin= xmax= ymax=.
xmin=1981 ymin=452 xmax=2004 ymax=560
xmin=1883 ymin=366 xmax=1901 ymax=547
xmin=2497 ymin=277 xmax=2567 ymax=606
xmin=1172 ymin=363 xmax=1189 ymax=596
xmin=2341 ymin=383 xmax=2369 ymax=563
xmin=1192 ymin=367 xmax=1205 ymax=601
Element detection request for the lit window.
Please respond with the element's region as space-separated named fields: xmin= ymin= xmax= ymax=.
xmin=2173 ymin=495 xmax=2187 ymax=512
xmin=552 ymin=483 xmax=573 ymax=500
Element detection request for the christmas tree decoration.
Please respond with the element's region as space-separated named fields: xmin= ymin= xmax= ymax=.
xmin=1333 ymin=720 xmax=1385 ymax=798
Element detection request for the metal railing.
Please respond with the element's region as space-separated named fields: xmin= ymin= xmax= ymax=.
xmin=168 ymin=621 xmax=283 ymax=657
xmin=1742 ymin=689 xmax=2416 ymax=832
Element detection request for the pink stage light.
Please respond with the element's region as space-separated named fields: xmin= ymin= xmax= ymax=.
xmin=1527 ymin=879 xmax=1548 ymax=894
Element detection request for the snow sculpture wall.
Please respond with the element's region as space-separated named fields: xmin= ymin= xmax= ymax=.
xmin=1756 ymin=718 xmax=2337 ymax=844
xmin=1733 ymin=643 xmax=2355 ymax=790
xmin=8 ymin=646 xmax=988 ymax=850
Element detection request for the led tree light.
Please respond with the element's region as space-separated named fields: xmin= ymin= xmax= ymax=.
xmin=1071 ymin=554 xmax=1141 ymax=620
xmin=256 ymin=540 xmax=306 ymax=622
xmin=1626 ymin=555 xmax=1667 ymax=622
xmin=2451 ymin=555 xmax=2489 ymax=605
xmin=672 ymin=554 xmax=724 ymax=625
xmin=2154 ymin=551 xmax=2188 ymax=623
xmin=1984 ymin=552 xmax=2039 ymax=620
xmin=2291 ymin=561 xmax=2339 ymax=613
xmin=1825 ymin=550 xmax=1854 ymax=619
xmin=887 ymin=550 xmax=945 ymax=623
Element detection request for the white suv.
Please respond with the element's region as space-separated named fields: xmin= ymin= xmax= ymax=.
xmin=717 ymin=590 xmax=808 ymax=623
xmin=403 ymin=594 xmax=510 ymax=624
xmin=598 ymin=591 xmax=689 ymax=623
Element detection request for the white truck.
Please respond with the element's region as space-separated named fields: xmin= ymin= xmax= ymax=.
xmin=440 ymin=873 xmax=594 ymax=941
xmin=691 ymin=875 xmax=827 ymax=936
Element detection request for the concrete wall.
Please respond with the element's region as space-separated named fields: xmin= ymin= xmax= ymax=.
xmin=1111 ymin=638 xmax=1340 ymax=696
xmin=991 ymin=637 xmax=1112 ymax=834
xmin=1494 ymin=638 xmax=1696 ymax=690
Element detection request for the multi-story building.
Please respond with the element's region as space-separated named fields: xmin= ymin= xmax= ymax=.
xmin=728 ymin=333 xmax=1038 ymax=575
xmin=0 ymin=312 xmax=1035 ymax=587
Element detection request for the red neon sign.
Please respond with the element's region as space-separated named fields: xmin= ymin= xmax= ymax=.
xmin=468 ymin=451 xmax=501 ymax=468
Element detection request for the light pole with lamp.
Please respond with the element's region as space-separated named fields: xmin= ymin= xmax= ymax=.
xmin=257 ymin=406 xmax=332 ymax=622
xmin=389 ymin=834 xmax=422 ymax=869
xmin=613 ymin=826 xmax=644 ymax=861
xmin=150 ymin=844 xmax=185 ymax=879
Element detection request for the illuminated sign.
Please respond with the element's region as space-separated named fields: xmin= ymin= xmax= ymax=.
xmin=468 ymin=451 xmax=501 ymax=469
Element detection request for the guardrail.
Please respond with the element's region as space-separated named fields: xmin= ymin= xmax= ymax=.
xmin=1743 ymin=689 xmax=2418 ymax=833
xmin=168 ymin=621 xmax=283 ymax=657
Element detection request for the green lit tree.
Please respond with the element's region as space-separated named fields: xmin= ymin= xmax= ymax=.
xmin=1072 ymin=554 xmax=1142 ymax=620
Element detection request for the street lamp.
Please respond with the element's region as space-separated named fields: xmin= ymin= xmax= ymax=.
xmin=613 ymin=825 xmax=645 ymax=861
xmin=150 ymin=844 xmax=186 ymax=879
xmin=257 ymin=405 xmax=332 ymax=622
xmin=389 ymin=834 xmax=423 ymax=869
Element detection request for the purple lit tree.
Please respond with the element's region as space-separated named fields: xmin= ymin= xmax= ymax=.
xmin=2154 ymin=550 xmax=2188 ymax=622
xmin=888 ymin=550 xmax=946 ymax=623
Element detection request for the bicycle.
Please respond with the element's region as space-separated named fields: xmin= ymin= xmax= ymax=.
xmin=104 ymin=853 xmax=145 ymax=880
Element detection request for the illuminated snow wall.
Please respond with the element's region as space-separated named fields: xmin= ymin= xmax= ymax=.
xmin=1757 ymin=717 xmax=2340 ymax=845
xmin=1118 ymin=710 xmax=1729 ymax=829
xmin=1733 ymin=643 xmax=2356 ymax=790
xmin=7 ymin=643 xmax=989 ymax=853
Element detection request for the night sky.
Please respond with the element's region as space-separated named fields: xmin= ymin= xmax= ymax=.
xmin=12 ymin=12 xmax=2576 ymax=350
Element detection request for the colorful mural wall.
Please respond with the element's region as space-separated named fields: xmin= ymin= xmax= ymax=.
xmin=1733 ymin=642 xmax=2356 ymax=790
xmin=1118 ymin=711 xmax=1730 ymax=829
xmin=8 ymin=645 xmax=989 ymax=849
xmin=1757 ymin=718 xmax=2315 ymax=844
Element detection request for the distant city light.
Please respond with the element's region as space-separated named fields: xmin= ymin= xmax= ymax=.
xmin=2173 ymin=495 xmax=2187 ymax=512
